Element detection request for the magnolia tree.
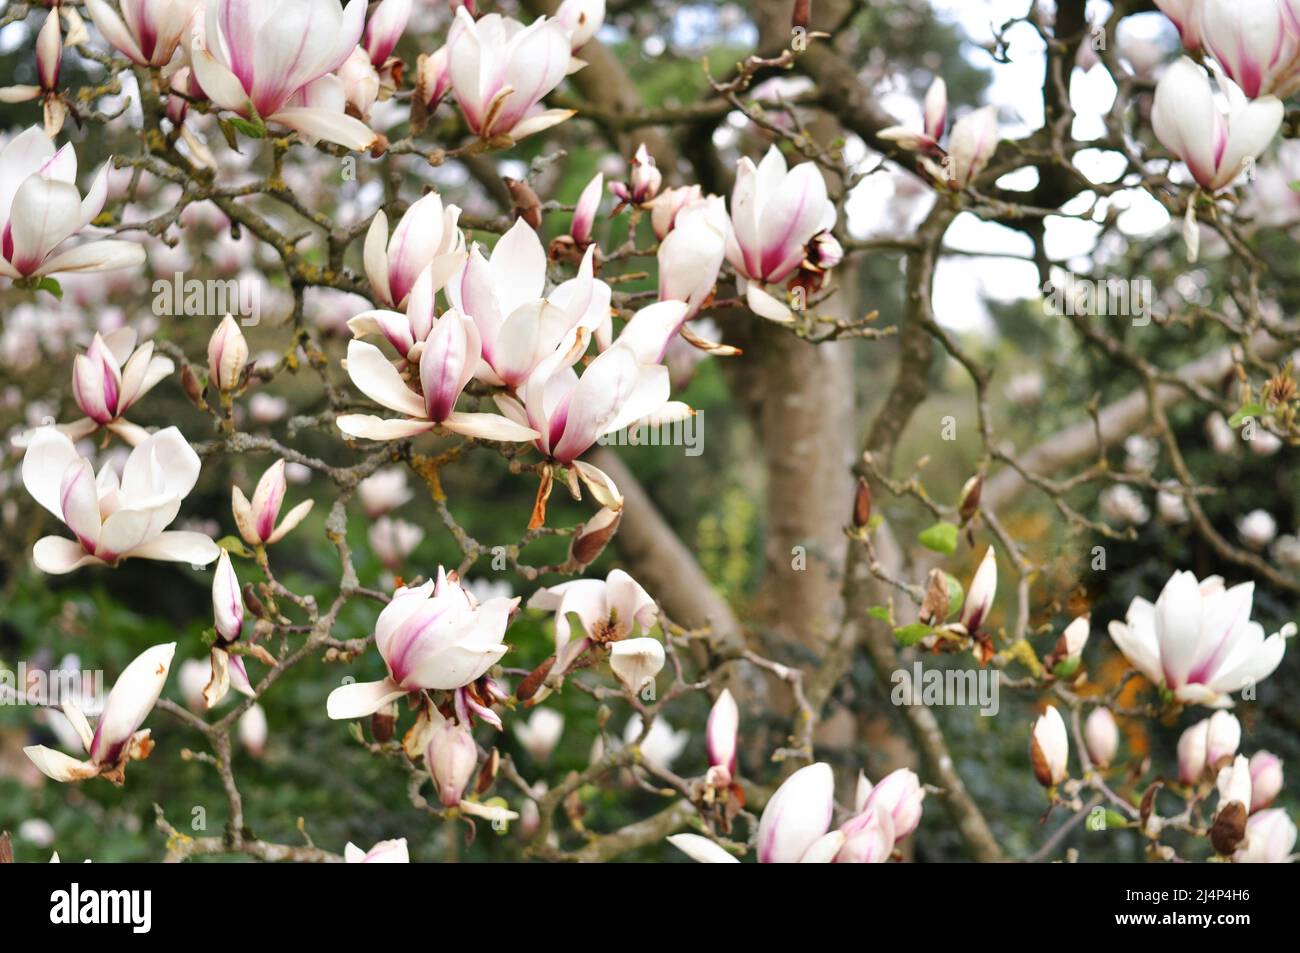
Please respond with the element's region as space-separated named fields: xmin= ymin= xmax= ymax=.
xmin=0 ymin=0 xmax=1297 ymax=865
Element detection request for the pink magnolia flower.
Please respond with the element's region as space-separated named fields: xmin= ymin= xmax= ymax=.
xmin=1233 ymin=808 xmax=1297 ymax=862
xmin=647 ymin=184 xmax=702 ymax=240
xmin=1107 ymin=571 xmax=1293 ymax=707
xmin=570 ymin=172 xmax=603 ymax=247
xmin=24 ymin=642 xmax=176 ymax=784
xmin=610 ymin=143 xmax=662 ymax=207
xmin=64 ymin=327 xmax=173 ymax=445
xmin=85 ymin=0 xmax=200 ymax=67
xmin=446 ymin=8 xmax=575 ymax=142
xmin=725 ymin=145 xmax=836 ymax=322
xmin=1249 ymin=751 xmax=1284 ymax=811
xmin=492 ymin=310 xmax=687 ymax=507
xmin=706 ymin=688 xmax=739 ymax=781
xmin=335 ymin=313 xmax=543 ymax=443
xmin=447 ymin=219 xmax=613 ymax=387
xmin=858 ymin=768 xmax=924 ymax=841
xmin=528 ymin=568 xmax=657 ymax=676
xmin=556 ymin=0 xmax=604 ymax=51
xmin=363 ymin=0 xmax=411 ymax=68
xmin=344 ymin=838 xmax=409 ymax=862
xmin=188 ymin=0 xmax=378 ymax=151
xmin=204 ymin=548 xmax=254 ymax=708
xmin=1200 ymin=0 xmax=1300 ymax=99
xmin=358 ymin=468 xmax=413 ymax=517
xmin=22 ymin=426 xmax=220 ymax=574
xmin=368 ymin=515 xmax=423 ymax=571
xmin=338 ymin=47 xmax=381 ymax=121
xmin=877 ymin=77 xmax=948 ymax=154
xmin=426 ymin=718 xmax=478 ymax=807
xmin=756 ymin=762 xmax=836 ymax=863
xmin=1155 ymin=0 xmax=1202 ymax=51
xmin=658 ymin=194 xmax=728 ymax=319
xmin=1151 ymin=58 xmax=1282 ymax=192
xmin=415 ymin=45 xmax=451 ymax=110
xmin=0 ymin=126 xmax=144 ymax=281
xmin=1084 ymin=706 xmax=1120 ymax=768
xmin=0 ymin=10 xmax=66 ymax=135
xmin=363 ymin=191 xmax=465 ymax=312
xmin=207 ymin=313 xmax=249 ymax=391
xmin=325 ymin=568 xmax=516 ymax=719
xmin=513 ymin=708 xmax=564 ymax=762
xmin=231 ymin=458 xmax=314 ymax=546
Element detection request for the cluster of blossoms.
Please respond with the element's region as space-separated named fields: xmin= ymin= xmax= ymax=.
xmin=1 ymin=0 xmax=1296 ymax=867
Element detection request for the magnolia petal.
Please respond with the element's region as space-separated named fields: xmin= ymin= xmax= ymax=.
xmin=127 ymin=531 xmax=221 ymax=566
xmin=441 ymin=411 xmax=541 ymax=442
xmin=38 ymin=239 xmax=147 ymax=276
xmin=270 ymin=107 xmax=377 ymax=151
xmin=24 ymin=745 xmax=100 ymax=782
xmin=345 ymin=339 xmax=427 ymax=418
xmin=337 ymin=413 xmax=437 ymax=441
xmin=33 ymin=536 xmax=102 ymax=574
xmin=267 ymin=499 xmax=314 ymax=544
xmin=326 ymin=677 xmax=407 ymax=719
xmin=666 ymin=833 xmax=740 ymax=864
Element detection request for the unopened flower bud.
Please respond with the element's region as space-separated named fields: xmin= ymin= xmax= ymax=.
xmin=570 ymin=507 xmax=621 ymax=566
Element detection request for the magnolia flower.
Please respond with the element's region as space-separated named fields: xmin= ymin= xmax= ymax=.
xmin=623 ymin=714 xmax=688 ymax=772
xmin=1178 ymin=717 xmax=1211 ymax=783
xmin=756 ymin=762 xmax=835 ymax=863
xmin=85 ymin=0 xmax=199 ymax=67
xmin=609 ymin=638 xmax=665 ymax=695
xmin=1084 ymin=707 xmax=1119 ymax=768
xmin=877 ymin=77 xmax=947 ymax=153
xmin=338 ymin=47 xmax=380 ymax=120
xmin=207 ymin=314 xmax=249 ymax=391
xmin=1107 ymin=570 xmax=1293 ymax=707
xmin=725 ymin=145 xmax=836 ymax=322
xmin=937 ymin=106 xmax=999 ymax=190
xmin=363 ymin=0 xmax=411 ymax=67
xmin=238 ymin=703 xmax=267 ymax=756
xmin=1234 ymin=808 xmax=1297 ymax=862
xmin=648 ymin=185 xmax=703 ymax=240
xmin=960 ymin=546 xmax=997 ymax=634
xmin=204 ymin=549 xmax=255 ymax=708
xmin=1206 ymin=710 xmax=1243 ymax=767
xmin=344 ymin=838 xmax=409 ymax=863
xmin=570 ymin=172 xmax=602 ymax=247
xmin=22 ymin=426 xmax=220 ymax=574
xmin=415 ymin=45 xmax=451 ymax=110
xmin=1217 ymin=754 xmax=1253 ymax=814
xmin=368 ymin=516 xmax=423 ymax=571
xmin=359 ymin=468 xmax=413 ymax=517
xmin=24 ymin=643 xmax=175 ymax=784
xmin=0 ymin=126 xmax=144 ymax=280
xmin=336 ymin=319 xmax=543 ymax=443
xmin=1249 ymin=751 xmax=1284 ymax=812
xmin=1155 ymin=0 xmax=1202 ymax=51
xmin=859 ymin=768 xmax=924 ymax=842
xmin=446 ymin=8 xmax=574 ymax=142
xmin=447 ymin=219 xmax=613 ymax=387
xmin=1151 ymin=58 xmax=1282 ymax=192
xmin=189 ymin=0 xmax=377 ymax=150
xmin=1157 ymin=489 xmax=1190 ymax=525
xmin=0 ymin=10 xmax=66 ymax=135
xmin=348 ymin=266 xmax=440 ymax=362
xmin=513 ymin=707 xmax=564 ymax=762
xmin=426 ymin=718 xmax=478 ymax=808
xmin=610 ymin=144 xmax=662 ymax=207
xmin=1031 ymin=704 xmax=1069 ymax=788
xmin=556 ymin=0 xmax=604 ymax=51
xmin=667 ymin=833 xmax=739 ymax=864
xmin=706 ymin=689 xmax=739 ymax=782
xmin=527 ymin=568 xmax=657 ymax=675
xmin=64 ymin=327 xmax=173 ymax=445
xmin=493 ymin=314 xmax=686 ymax=507
xmin=362 ymin=192 xmax=465 ymax=312
xmin=325 ymin=569 xmax=516 ymax=719
xmin=231 ymin=459 xmax=313 ymax=546
xmin=1200 ymin=0 xmax=1300 ymax=99
xmin=821 ymin=804 xmax=895 ymax=864
xmin=1238 ymin=509 xmax=1278 ymax=549
xmin=658 ymin=195 xmax=729 ymax=319
xmin=1100 ymin=484 xmax=1150 ymax=526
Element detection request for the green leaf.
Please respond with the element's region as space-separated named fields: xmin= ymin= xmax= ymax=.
xmin=36 ymin=276 xmax=62 ymax=300
xmin=1052 ymin=657 xmax=1081 ymax=679
xmin=866 ymin=605 xmax=892 ymax=622
xmin=217 ymin=535 xmax=253 ymax=557
xmin=917 ymin=521 xmax=959 ymax=555
xmin=1228 ymin=403 xmax=1264 ymax=427
xmin=894 ymin=622 xmax=933 ymax=646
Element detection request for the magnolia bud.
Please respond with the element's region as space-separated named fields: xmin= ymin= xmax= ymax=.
xmin=1205 ymin=711 xmax=1242 ymax=769
xmin=958 ymin=473 xmax=982 ymax=524
xmin=706 ymin=688 xmax=739 ymax=777
xmin=569 ymin=507 xmax=620 ymax=566
xmin=211 ymin=550 xmax=243 ymax=643
xmin=756 ymin=762 xmax=835 ymax=863
xmin=1030 ymin=704 xmax=1069 ymax=788
xmin=426 ymin=720 xmax=478 ymax=808
xmin=852 ymin=476 xmax=872 ymax=528
xmin=1084 ymin=707 xmax=1119 ymax=768
xmin=207 ymin=314 xmax=248 ymax=392
xmin=960 ymin=546 xmax=997 ymax=634
xmin=1249 ymin=751 xmax=1283 ymax=812
xmin=371 ymin=701 xmax=398 ymax=743
xmin=1178 ymin=718 xmax=1210 ymax=784
xmin=181 ymin=362 xmax=205 ymax=408
xmin=238 ymin=703 xmax=268 ymax=757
